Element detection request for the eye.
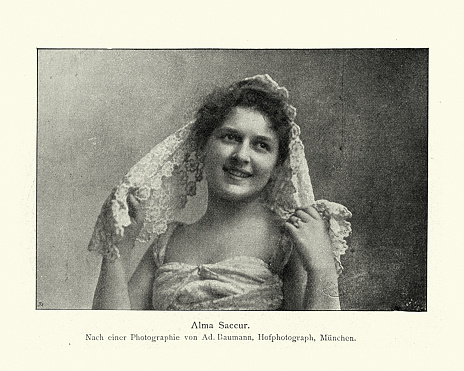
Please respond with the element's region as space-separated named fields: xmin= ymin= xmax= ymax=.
xmin=256 ymin=141 xmax=271 ymax=151
xmin=221 ymin=133 xmax=240 ymax=142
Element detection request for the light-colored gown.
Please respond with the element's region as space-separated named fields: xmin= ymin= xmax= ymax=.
xmin=151 ymin=223 xmax=293 ymax=310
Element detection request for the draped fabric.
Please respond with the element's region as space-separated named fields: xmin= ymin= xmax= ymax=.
xmin=151 ymin=222 xmax=290 ymax=310
xmin=88 ymin=74 xmax=352 ymax=278
xmin=152 ymin=258 xmax=284 ymax=310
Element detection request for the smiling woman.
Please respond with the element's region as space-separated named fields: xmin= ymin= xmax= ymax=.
xmin=203 ymin=107 xmax=279 ymax=202
xmin=89 ymin=74 xmax=352 ymax=310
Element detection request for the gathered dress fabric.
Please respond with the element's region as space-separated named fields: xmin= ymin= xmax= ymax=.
xmin=151 ymin=223 xmax=292 ymax=310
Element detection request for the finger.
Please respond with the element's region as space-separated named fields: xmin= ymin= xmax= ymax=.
xmin=128 ymin=186 xmax=140 ymax=198
xmin=287 ymin=215 xmax=303 ymax=228
xmin=284 ymin=220 xmax=300 ymax=233
xmin=303 ymin=206 xmax=322 ymax=220
xmin=127 ymin=194 xmax=141 ymax=220
xmin=127 ymin=193 xmax=141 ymax=207
xmin=294 ymin=209 xmax=311 ymax=222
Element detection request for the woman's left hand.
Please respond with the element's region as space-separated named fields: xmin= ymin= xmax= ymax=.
xmin=284 ymin=207 xmax=334 ymax=272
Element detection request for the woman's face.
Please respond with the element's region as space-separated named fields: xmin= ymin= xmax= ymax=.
xmin=203 ymin=107 xmax=279 ymax=202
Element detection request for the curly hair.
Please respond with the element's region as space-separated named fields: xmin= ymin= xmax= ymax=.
xmin=192 ymin=76 xmax=296 ymax=164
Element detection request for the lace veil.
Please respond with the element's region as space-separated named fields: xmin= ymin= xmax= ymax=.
xmin=88 ymin=74 xmax=352 ymax=273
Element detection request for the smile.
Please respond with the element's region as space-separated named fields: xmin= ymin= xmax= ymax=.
xmin=224 ymin=167 xmax=252 ymax=178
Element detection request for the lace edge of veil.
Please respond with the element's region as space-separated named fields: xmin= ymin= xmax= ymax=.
xmin=87 ymin=80 xmax=353 ymax=271
xmin=313 ymin=200 xmax=352 ymax=275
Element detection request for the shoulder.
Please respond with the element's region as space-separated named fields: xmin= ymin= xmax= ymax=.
xmin=257 ymin=205 xmax=285 ymax=237
xmin=152 ymin=222 xmax=184 ymax=267
xmin=264 ymin=211 xmax=294 ymax=274
xmin=251 ymin=207 xmax=293 ymax=273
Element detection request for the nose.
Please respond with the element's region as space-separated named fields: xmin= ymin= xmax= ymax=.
xmin=233 ymin=142 xmax=251 ymax=163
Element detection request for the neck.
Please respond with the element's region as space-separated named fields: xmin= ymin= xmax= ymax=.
xmin=199 ymin=191 xmax=265 ymax=227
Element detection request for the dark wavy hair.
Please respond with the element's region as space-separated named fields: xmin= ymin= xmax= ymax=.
xmin=192 ymin=77 xmax=295 ymax=165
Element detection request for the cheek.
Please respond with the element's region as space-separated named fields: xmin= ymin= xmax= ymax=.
xmin=255 ymin=156 xmax=278 ymax=179
xmin=203 ymin=143 xmax=226 ymax=176
xmin=204 ymin=139 xmax=229 ymax=159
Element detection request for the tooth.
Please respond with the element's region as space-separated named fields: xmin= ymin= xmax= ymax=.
xmin=228 ymin=169 xmax=247 ymax=178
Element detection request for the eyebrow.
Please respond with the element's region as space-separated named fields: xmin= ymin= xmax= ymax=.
xmin=217 ymin=126 xmax=278 ymax=143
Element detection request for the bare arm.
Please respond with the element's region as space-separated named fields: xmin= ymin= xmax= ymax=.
xmin=93 ymin=256 xmax=131 ymax=309
xmin=128 ymin=246 xmax=157 ymax=309
xmin=304 ymin=267 xmax=340 ymax=310
xmin=282 ymin=207 xmax=341 ymax=310
xmin=282 ymin=251 xmax=340 ymax=310
xmin=92 ymin=193 xmax=155 ymax=310
xmin=282 ymin=250 xmax=306 ymax=310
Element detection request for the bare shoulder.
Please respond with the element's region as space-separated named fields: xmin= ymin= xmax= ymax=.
xmin=261 ymin=206 xmax=285 ymax=238
xmin=244 ymin=206 xmax=284 ymax=259
xmin=163 ymin=207 xmax=284 ymax=264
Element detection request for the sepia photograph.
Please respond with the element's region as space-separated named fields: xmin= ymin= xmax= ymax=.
xmin=37 ymin=49 xmax=428 ymax=311
xmin=4 ymin=1 xmax=461 ymax=368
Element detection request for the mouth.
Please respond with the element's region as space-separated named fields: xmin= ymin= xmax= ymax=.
xmin=223 ymin=166 xmax=252 ymax=179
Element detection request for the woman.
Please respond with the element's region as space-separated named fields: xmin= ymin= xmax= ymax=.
xmin=89 ymin=74 xmax=351 ymax=310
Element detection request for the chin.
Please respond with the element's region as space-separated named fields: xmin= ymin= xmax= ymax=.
xmin=213 ymin=184 xmax=264 ymax=203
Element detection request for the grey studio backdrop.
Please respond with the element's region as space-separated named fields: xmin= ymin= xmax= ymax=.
xmin=37 ymin=49 xmax=427 ymax=310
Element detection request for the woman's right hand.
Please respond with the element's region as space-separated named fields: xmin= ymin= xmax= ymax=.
xmin=114 ymin=191 xmax=145 ymax=248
